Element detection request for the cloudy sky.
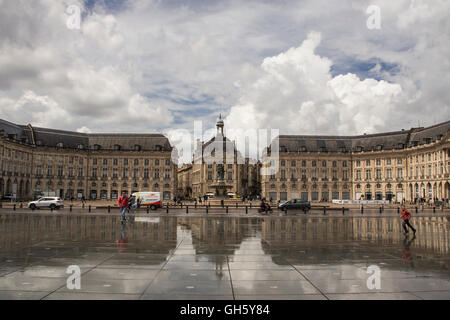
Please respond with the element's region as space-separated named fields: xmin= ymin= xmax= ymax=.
xmin=0 ymin=0 xmax=449 ymax=163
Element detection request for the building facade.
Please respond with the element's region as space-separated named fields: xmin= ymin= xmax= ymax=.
xmin=0 ymin=119 xmax=177 ymax=201
xmin=190 ymin=116 xmax=261 ymax=199
xmin=177 ymin=163 xmax=193 ymax=199
xmin=262 ymin=121 xmax=450 ymax=203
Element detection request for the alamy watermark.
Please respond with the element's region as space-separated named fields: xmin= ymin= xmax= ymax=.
xmin=66 ymin=5 xmax=81 ymax=30
xmin=168 ymin=120 xmax=279 ymax=175
xmin=66 ymin=265 xmax=81 ymax=290
xmin=366 ymin=5 xmax=381 ymax=30
xmin=366 ymin=265 xmax=381 ymax=290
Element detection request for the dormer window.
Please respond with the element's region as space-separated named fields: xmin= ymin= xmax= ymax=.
xmin=134 ymin=144 xmax=141 ymax=151
xmin=356 ymin=146 xmax=363 ymax=152
xmin=77 ymin=144 xmax=84 ymax=149
xmin=155 ymin=145 xmax=162 ymax=151
xmin=340 ymin=147 xmax=347 ymax=153
xmin=300 ymin=146 xmax=307 ymax=152
xmin=93 ymin=144 xmax=101 ymax=151
xmin=114 ymin=144 xmax=121 ymax=151
xmin=425 ymin=138 xmax=431 ymax=144
xmin=36 ymin=140 xmax=43 ymax=146
xmin=56 ymin=142 xmax=64 ymax=148
xmin=375 ymin=145 xmax=383 ymax=151
xmin=397 ymin=143 xmax=404 ymax=149
xmin=280 ymin=145 xmax=288 ymax=152
xmin=320 ymin=147 xmax=327 ymax=153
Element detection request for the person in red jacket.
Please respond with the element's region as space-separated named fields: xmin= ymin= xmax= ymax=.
xmin=400 ymin=205 xmax=416 ymax=235
xmin=117 ymin=192 xmax=129 ymax=222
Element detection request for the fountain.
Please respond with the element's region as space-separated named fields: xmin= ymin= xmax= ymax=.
xmin=208 ymin=163 xmax=233 ymax=198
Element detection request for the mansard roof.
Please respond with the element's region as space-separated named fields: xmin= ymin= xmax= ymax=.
xmin=276 ymin=120 xmax=450 ymax=153
xmin=0 ymin=119 xmax=172 ymax=151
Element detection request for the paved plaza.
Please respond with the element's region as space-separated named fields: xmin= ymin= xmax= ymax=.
xmin=0 ymin=209 xmax=449 ymax=300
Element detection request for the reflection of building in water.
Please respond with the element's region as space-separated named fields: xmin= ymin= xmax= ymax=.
xmin=179 ymin=217 xmax=262 ymax=277
xmin=261 ymin=217 xmax=449 ymax=254
xmin=0 ymin=214 xmax=178 ymax=254
xmin=179 ymin=217 xmax=262 ymax=253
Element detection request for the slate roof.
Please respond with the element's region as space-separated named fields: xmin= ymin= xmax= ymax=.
xmin=0 ymin=119 xmax=172 ymax=151
xmin=276 ymin=121 xmax=450 ymax=153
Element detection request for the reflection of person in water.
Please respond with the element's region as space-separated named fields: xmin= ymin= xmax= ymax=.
xmin=116 ymin=223 xmax=128 ymax=253
xmin=402 ymin=234 xmax=416 ymax=264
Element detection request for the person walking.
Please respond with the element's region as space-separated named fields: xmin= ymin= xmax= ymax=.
xmin=400 ymin=205 xmax=416 ymax=235
xmin=117 ymin=192 xmax=129 ymax=223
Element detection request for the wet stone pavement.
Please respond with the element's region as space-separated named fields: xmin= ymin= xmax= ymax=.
xmin=0 ymin=212 xmax=449 ymax=300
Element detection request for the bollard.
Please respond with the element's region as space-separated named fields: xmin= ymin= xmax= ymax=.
xmin=186 ymin=205 xmax=189 ymax=214
xmin=236 ymin=203 xmax=238 ymax=209
xmin=342 ymin=207 xmax=345 ymax=215
xmin=226 ymin=206 xmax=228 ymax=214
xmin=245 ymin=206 xmax=248 ymax=214
xmin=397 ymin=207 xmax=400 ymax=214
xmin=206 ymin=206 xmax=208 ymax=214
xmin=433 ymin=206 xmax=436 ymax=214
xmin=361 ymin=205 xmax=364 ymax=215
xmin=147 ymin=206 xmax=149 ymax=214
xmin=323 ymin=207 xmax=326 ymax=215
xmin=379 ymin=207 xmax=382 ymax=214
xmin=422 ymin=205 xmax=424 ymax=212
xmin=50 ymin=206 xmax=53 ymax=212
xmin=88 ymin=205 xmax=91 ymax=213
xmin=108 ymin=205 xmax=110 ymax=213
xmin=70 ymin=205 xmax=72 ymax=212
xmin=250 ymin=202 xmax=252 ymax=209
xmin=180 ymin=202 xmax=183 ymax=208
xmin=415 ymin=207 xmax=418 ymax=213
xmin=82 ymin=203 xmax=85 ymax=209
xmin=166 ymin=203 xmax=169 ymax=214
xmin=195 ymin=202 xmax=197 ymax=209
xmin=20 ymin=203 xmax=23 ymax=209
xmin=13 ymin=204 xmax=16 ymax=211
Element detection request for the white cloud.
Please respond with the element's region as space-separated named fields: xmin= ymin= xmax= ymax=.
xmin=0 ymin=0 xmax=449 ymax=162
xmin=76 ymin=126 xmax=92 ymax=133
xmin=226 ymin=32 xmax=406 ymax=137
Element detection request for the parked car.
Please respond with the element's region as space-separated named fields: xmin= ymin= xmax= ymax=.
xmin=28 ymin=197 xmax=64 ymax=210
xmin=278 ymin=199 xmax=311 ymax=212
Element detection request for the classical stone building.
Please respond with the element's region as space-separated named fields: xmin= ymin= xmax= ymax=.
xmin=190 ymin=116 xmax=261 ymax=199
xmin=177 ymin=163 xmax=193 ymax=199
xmin=261 ymin=120 xmax=450 ymax=203
xmin=0 ymin=119 xmax=177 ymax=201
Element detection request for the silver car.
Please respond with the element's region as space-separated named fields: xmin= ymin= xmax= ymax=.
xmin=28 ymin=197 xmax=64 ymax=210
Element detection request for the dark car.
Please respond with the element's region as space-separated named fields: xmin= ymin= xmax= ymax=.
xmin=1 ymin=193 xmax=14 ymax=201
xmin=278 ymin=199 xmax=311 ymax=212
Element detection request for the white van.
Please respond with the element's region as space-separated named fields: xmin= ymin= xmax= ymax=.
xmin=130 ymin=191 xmax=162 ymax=210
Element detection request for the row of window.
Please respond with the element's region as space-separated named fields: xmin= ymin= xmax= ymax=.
xmin=280 ymin=160 xmax=348 ymax=167
xmin=355 ymin=168 xmax=404 ymax=180
xmin=267 ymin=191 xmax=351 ymax=201
xmin=410 ymin=150 xmax=447 ymax=163
xmin=272 ymin=169 xmax=349 ymax=180
xmin=35 ymin=166 xmax=172 ymax=179
xmin=1 ymin=148 xmax=31 ymax=161
xmin=34 ymin=156 xmax=172 ymax=166
xmin=409 ymin=163 xmax=447 ymax=177
xmin=355 ymin=158 xmax=402 ymax=166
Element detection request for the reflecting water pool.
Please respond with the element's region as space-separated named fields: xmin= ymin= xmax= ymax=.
xmin=0 ymin=214 xmax=449 ymax=300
